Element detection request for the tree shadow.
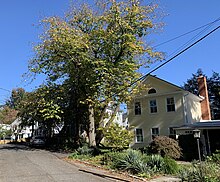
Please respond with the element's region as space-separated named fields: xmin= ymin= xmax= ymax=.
xmin=0 ymin=142 xmax=40 ymax=151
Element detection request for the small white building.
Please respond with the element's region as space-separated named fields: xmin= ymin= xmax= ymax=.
xmin=11 ymin=118 xmax=33 ymax=140
xmin=104 ymin=102 xmax=128 ymax=128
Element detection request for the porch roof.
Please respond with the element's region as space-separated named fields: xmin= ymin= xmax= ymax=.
xmin=174 ymin=120 xmax=220 ymax=130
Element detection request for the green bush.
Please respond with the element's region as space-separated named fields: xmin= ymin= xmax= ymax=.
xmin=146 ymin=154 xmax=164 ymax=172
xmin=148 ymin=136 xmax=182 ymax=159
xmin=178 ymin=161 xmax=220 ymax=182
xmin=110 ymin=149 xmax=151 ymax=174
xmin=162 ymin=157 xmax=179 ymax=174
xmin=206 ymin=151 xmax=220 ymax=166
xmin=77 ymin=145 xmax=94 ymax=155
xmin=102 ymin=151 xmax=123 ymax=166
xmin=99 ymin=123 xmax=133 ymax=151
xmin=68 ymin=145 xmax=96 ymax=159
xmin=68 ymin=152 xmax=91 ymax=160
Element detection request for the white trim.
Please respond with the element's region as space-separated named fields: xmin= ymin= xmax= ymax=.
xmin=149 ymin=99 xmax=158 ymax=114
xmin=183 ymin=93 xmax=189 ymax=124
xmin=166 ymin=97 xmax=176 ymax=112
xmin=135 ymin=128 xmax=144 ymax=143
xmin=151 ymin=127 xmax=159 ymax=140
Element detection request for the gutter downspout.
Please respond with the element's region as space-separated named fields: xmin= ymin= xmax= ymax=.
xmin=183 ymin=92 xmax=189 ymax=124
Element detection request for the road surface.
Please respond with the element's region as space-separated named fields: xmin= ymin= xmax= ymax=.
xmin=0 ymin=144 xmax=117 ymax=182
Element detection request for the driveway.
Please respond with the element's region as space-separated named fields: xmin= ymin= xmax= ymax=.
xmin=0 ymin=144 xmax=120 ymax=182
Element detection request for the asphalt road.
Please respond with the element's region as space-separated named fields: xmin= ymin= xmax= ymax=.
xmin=0 ymin=144 xmax=115 ymax=182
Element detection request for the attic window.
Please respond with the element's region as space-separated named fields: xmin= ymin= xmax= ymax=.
xmin=148 ymin=88 xmax=156 ymax=94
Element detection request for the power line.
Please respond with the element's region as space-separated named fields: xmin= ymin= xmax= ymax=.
xmin=153 ymin=17 xmax=220 ymax=48
xmin=135 ymin=26 xmax=220 ymax=85
xmin=0 ymin=88 xmax=10 ymax=93
xmin=101 ymin=25 xmax=220 ymax=103
xmin=146 ymin=18 xmax=220 ymax=77
xmin=166 ymin=18 xmax=218 ymax=60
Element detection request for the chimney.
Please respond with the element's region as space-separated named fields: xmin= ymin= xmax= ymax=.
xmin=197 ymin=76 xmax=211 ymax=120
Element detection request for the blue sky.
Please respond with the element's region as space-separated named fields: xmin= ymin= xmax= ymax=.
xmin=0 ymin=0 xmax=219 ymax=104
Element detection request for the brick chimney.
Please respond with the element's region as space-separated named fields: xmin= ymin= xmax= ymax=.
xmin=197 ymin=76 xmax=211 ymax=120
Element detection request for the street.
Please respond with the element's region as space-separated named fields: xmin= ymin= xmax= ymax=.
xmin=0 ymin=144 xmax=116 ymax=182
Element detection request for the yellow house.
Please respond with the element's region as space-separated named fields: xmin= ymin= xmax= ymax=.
xmin=128 ymin=75 xmax=204 ymax=148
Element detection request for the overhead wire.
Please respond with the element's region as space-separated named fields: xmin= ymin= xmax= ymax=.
xmin=167 ymin=17 xmax=220 ymax=59
xmin=0 ymin=88 xmax=10 ymax=92
xmin=147 ymin=17 xmax=220 ymax=74
xmin=1 ymin=19 xmax=219 ymax=105
xmin=101 ymin=25 xmax=220 ymax=103
xmin=141 ymin=26 xmax=220 ymax=79
xmin=153 ymin=17 xmax=220 ymax=48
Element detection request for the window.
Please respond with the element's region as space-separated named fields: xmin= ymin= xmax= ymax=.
xmin=151 ymin=127 xmax=159 ymax=139
xmin=166 ymin=97 xmax=175 ymax=112
xmin=135 ymin=102 xmax=141 ymax=115
xmin=135 ymin=128 xmax=143 ymax=143
xmin=149 ymin=99 xmax=157 ymax=113
xmin=169 ymin=127 xmax=176 ymax=135
xmin=169 ymin=127 xmax=177 ymax=139
xmin=148 ymin=88 xmax=156 ymax=94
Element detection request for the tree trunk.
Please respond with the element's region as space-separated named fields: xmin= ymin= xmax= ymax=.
xmin=95 ymin=105 xmax=107 ymax=146
xmin=88 ymin=104 xmax=96 ymax=147
xmin=96 ymin=103 xmax=120 ymax=145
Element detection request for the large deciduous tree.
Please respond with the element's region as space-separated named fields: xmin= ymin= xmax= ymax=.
xmin=28 ymin=0 xmax=163 ymax=147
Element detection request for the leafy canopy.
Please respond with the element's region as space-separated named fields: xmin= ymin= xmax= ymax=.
xmin=29 ymin=0 xmax=163 ymax=106
xmin=26 ymin=0 xmax=163 ymax=146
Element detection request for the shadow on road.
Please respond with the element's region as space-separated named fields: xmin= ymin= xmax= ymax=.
xmin=0 ymin=143 xmax=41 ymax=151
xmin=0 ymin=143 xmax=71 ymax=159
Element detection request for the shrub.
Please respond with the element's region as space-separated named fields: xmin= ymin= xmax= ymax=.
xmin=103 ymin=151 xmax=124 ymax=166
xmin=111 ymin=149 xmax=151 ymax=174
xmin=206 ymin=150 xmax=220 ymax=166
xmin=99 ymin=123 xmax=133 ymax=151
xmin=77 ymin=145 xmax=94 ymax=155
xmin=148 ymin=136 xmax=182 ymax=159
xmin=162 ymin=157 xmax=179 ymax=174
xmin=146 ymin=154 xmax=164 ymax=172
xmin=178 ymin=161 xmax=220 ymax=182
xmin=68 ymin=151 xmax=92 ymax=160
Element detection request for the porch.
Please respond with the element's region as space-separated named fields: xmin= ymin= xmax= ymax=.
xmin=174 ymin=121 xmax=220 ymax=161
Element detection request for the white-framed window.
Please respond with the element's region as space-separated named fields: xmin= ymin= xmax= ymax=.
xmin=134 ymin=102 xmax=141 ymax=115
xmin=151 ymin=127 xmax=159 ymax=140
xmin=149 ymin=99 xmax=157 ymax=113
xmin=166 ymin=97 xmax=175 ymax=112
xmin=135 ymin=128 xmax=143 ymax=143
